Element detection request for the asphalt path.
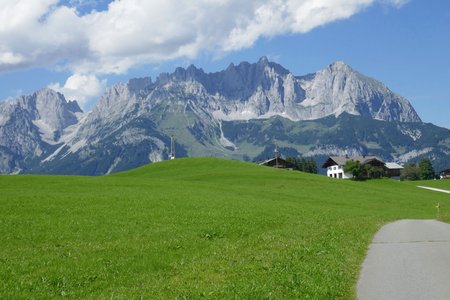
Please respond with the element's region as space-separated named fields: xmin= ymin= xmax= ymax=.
xmin=417 ymin=186 xmax=450 ymax=194
xmin=357 ymin=219 xmax=450 ymax=300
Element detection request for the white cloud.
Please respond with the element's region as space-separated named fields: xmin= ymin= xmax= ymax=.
xmin=49 ymin=74 xmax=106 ymax=108
xmin=0 ymin=51 xmax=25 ymax=65
xmin=0 ymin=1 xmax=87 ymax=71
xmin=0 ymin=0 xmax=408 ymax=75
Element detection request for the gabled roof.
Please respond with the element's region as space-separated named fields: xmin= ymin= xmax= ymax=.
xmin=322 ymin=156 xmax=384 ymax=168
xmin=384 ymin=162 xmax=404 ymax=170
xmin=259 ymin=157 xmax=289 ymax=166
xmin=259 ymin=158 xmax=277 ymax=165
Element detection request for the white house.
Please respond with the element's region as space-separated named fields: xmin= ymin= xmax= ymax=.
xmin=440 ymin=168 xmax=450 ymax=179
xmin=321 ymin=155 xmax=385 ymax=179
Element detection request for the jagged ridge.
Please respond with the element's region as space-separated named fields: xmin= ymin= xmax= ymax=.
xmin=0 ymin=58 xmax=442 ymax=175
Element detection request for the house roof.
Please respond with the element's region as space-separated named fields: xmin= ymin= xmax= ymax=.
xmin=384 ymin=162 xmax=404 ymax=170
xmin=322 ymin=156 xmax=384 ymax=168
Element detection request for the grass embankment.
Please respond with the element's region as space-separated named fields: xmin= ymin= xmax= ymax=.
xmin=1 ymin=158 xmax=448 ymax=299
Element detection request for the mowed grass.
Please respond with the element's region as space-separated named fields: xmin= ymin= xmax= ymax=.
xmin=409 ymin=179 xmax=450 ymax=222
xmin=1 ymin=158 xmax=449 ymax=299
xmin=410 ymin=179 xmax=450 ymax=190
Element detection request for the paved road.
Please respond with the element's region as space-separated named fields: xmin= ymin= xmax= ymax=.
xmin=417 ymin=186 xmax=450 ymax=194
xmin=357 ymin=219 xmax=450 ymax=300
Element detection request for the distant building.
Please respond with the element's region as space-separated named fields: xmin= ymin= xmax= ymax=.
xmin=258 ymin=145 xmax=294 ymax=169
xmin=440 ymin=168 xmax=450 ymax=179
xmin=384 ymin=162 xmax=404 ymax=179
xmin=321 ymin=155 xmax=386 ymax=179
xmin=259 ymin=157 xmax=294 ymax=169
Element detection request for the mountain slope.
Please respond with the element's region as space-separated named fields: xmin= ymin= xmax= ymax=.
xmin=222 ymin=113 xmax=449 ymax=172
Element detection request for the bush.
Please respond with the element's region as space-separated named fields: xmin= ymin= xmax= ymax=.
xmin=344 ymin=160 xmax=364 ymax=179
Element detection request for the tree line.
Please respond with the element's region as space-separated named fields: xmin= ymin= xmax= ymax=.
xmin=343 ymin=158 xmax=436 ymax=180
xmin=400 ymin=158 xmax=436 ymax=181
xmin=285 ymin=157 xmax=318 ymax=174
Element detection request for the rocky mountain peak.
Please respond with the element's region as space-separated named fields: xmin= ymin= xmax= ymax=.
xmin=299 ymin=61 xmax=422 ymax=122
xmin=24 ymin=88 xmax=83 ymax=143
xmin=34 ymin=88 xmax=81 ymax=113
xmin=258 ymin=55 xmax=269 ymax=65
xmin=328 ymin=60 xmax=352 ymax=71
xmin=127 ymin=77 xmax=152 ymax=92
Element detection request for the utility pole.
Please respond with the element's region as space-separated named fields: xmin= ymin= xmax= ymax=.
xmin=275 ymin=144 xmax=279 ymax=168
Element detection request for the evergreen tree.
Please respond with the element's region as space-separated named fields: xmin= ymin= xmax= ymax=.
xmin=304 ymin=158 xmax=318 ymax=174
xmin=285 ymin=157 xmax=318 ymax=174
xmin=418 ymin=158 xmax=435 ymax=180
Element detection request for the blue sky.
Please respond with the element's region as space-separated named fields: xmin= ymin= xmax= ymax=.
xmin=0 ymin=0 xmax=449 ymax=128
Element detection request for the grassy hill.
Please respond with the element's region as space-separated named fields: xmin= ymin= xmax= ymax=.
xmin=1 ymin=158 xmax=449 ymax=299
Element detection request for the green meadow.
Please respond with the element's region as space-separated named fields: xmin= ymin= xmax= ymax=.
xmin=1 ymin=158 xmax=449 ymax=299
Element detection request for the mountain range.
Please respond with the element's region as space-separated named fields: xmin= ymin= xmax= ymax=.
xmin=0 ymin=57 xmax=448 ymax=175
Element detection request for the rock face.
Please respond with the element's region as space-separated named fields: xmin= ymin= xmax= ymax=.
xmin=0 ymin=58 xmax=446 ymax=175
xmin=147 ymin=57 xmax=421 ymax=123
xmin=298 ymin=61 xmax=421 ymax=122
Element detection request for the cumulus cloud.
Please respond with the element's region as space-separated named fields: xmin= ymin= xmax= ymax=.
xmin=0 ymin=0 xmax=408 ymax=75
xmin=0 ymin=1 xmax=87 ymax=71
xmin=49 ymin=74 xmax=106 ymax=107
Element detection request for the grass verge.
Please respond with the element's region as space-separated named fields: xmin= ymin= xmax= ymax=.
xmin=1 ymin=158 xmax=449 ymax=299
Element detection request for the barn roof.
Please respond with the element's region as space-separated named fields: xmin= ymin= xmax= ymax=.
xmin=322 ymin=156 xmax=384 ymax=168
xmin=384 ymin=162 xmax=404 ymax=170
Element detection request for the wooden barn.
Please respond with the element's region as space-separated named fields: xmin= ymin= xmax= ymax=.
xmin=384 ymin=162 xmax=404 ymax=178
xmin=259 ymin=157 xmax=294 ymax=169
